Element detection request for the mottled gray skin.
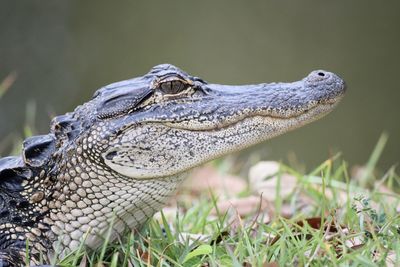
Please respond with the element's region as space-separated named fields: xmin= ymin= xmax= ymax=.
xmin=0 ymin=64 xmax=345 ymax=266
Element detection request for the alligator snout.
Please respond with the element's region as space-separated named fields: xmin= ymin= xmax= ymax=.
xmin=304 ymin=70 xmax=346 ymax=101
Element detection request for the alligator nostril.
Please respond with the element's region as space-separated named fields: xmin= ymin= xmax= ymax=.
xmin=317 ymin=72 xmax=325 ymax=77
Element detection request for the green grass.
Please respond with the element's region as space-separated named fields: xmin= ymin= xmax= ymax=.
xmin=53 ymin=135 xmax=399 ymax=267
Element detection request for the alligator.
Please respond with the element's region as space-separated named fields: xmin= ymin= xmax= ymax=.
xmin=0 ymin=64 xmax=346 ymax=266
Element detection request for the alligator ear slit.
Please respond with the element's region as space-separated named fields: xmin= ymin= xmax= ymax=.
xmin=97 ymin=86 xmax=152 ymax=119
xmin=22 ymin=134 xmax=56 ymax=167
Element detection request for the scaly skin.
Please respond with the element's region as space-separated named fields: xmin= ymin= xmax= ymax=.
xmin=0 ymin=64 xmax=346 ymax=266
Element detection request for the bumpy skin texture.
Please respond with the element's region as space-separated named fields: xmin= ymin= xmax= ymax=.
xmin=0 ymin=64 xmax=346 ymax=266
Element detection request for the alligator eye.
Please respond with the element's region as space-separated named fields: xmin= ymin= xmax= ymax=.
xmin=158 ymin=79 xmax=190 ymax=95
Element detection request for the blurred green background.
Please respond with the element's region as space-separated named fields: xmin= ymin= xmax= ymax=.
xmin=0 ymin=1 xmax=399 ymax=170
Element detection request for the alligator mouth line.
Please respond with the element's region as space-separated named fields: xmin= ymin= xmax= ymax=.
xmin=161 ymin=97 xmax=343 ymax=133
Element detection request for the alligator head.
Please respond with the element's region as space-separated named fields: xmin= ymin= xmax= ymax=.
xmin=0 ymin=64 xmax=346 ymax=265
xmin=91 ymin=64 xmax=345 ymax=179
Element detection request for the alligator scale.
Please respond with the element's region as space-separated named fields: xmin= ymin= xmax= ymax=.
xmin=0 ymin=64 xmax=346 ymax=266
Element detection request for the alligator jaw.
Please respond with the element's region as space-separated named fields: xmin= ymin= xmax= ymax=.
xmin=162 ymin=94 xmax=345 ymax=132
xmin=104 ymin=99 xmax=343 ymax=180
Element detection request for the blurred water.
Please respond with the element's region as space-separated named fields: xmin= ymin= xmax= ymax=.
xmin=0 ymin=0 xmax=399 ymax=169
